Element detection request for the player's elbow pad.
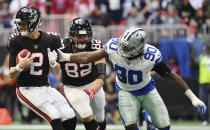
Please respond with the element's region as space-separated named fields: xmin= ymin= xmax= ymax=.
xmin=95 ymin=63 xmax=106 ymax=80
xmin=152 ymin=61 xmax=171 ymax=77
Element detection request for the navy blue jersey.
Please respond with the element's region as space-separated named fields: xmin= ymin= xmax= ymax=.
xmin=59 ymin=38 xmax=103 ymax=86
xmin=7 ymin=31 xmax=62 ymax=87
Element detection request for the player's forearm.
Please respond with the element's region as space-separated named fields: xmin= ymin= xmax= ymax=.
xmin=166 ymin=71 xmax=189 ymax=91
xmin=167 ymin=72 xmax=202 ymax=102
xmin=185 ymin=89 xmax=198 ymax=100
xmin=166 ymin=71 xmax=200 ymax=103
xmin=71 ymin=51 xmax=104 ymax=64
xmin=50 ymin=63 xmax=60 ymax=75
xmin=58 ymin=48 xmax=106 ymax=63
xmin=91 ymin=79 xmax=104 ymax=93
xmin=2 ymin=77 xmax=13 ymax=85
xmin=9 ymin=67 xmax=20 ymax=79
xmin=70 ymin=52 xmax=90 ymax=63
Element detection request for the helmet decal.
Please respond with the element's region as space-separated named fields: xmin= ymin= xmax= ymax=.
xmin=68 ymin=18 xmax=93 ymax=50
xmin=117 ymin=27 xmax=146 ymax=58
xmin=15 ymin=6 xmax=41 ymax=37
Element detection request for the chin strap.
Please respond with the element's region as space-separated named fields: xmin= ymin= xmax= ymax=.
xmin=128 ymin=51 xmax=144 ymax=60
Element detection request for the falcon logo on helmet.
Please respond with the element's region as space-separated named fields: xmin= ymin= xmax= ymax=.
xmin=14 ymin=6 xmax=41 ymax=37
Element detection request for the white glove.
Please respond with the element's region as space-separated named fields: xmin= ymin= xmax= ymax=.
xmin=57 ymin=49 xmax=72 ymax=62
xmin=47 ymin=48 xmax=57 ymax=67
xmin=185 ymin=89 xmax=207 ymax=115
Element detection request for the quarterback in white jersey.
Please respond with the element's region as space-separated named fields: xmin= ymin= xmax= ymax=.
xmin=57 ymin=26 xmax=207 ymax=130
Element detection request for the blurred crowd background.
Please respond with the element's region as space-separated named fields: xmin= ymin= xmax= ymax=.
xmin=0 ymin=0 xmax=210 ymax=126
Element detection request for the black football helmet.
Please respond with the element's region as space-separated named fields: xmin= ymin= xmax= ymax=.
xmin=15 ymin=6 xmax=41 ymax=37
xmin=69 ymin=18 xmax=93 ymax=50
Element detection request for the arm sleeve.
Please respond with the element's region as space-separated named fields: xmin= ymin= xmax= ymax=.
xmin=7 ymin=38 xmax=19 ymax=67
xmin=51 ymin=35 xmax=62 ymax=50
xmin=152 ymin=61 xmax=171 ymax=77
xmin=95 ymin=63 xmax=106 ymax=80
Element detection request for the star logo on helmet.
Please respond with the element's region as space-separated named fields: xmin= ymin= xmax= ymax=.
xmin=138 ymin=34 xmax=145 ymax=43
xmin=141 ymin=38 xmax=145 ymax=43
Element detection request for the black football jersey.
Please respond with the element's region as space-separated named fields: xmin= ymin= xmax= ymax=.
xmin=59 ymin=38 xmax=103 ymax=86
xmin=7 ymin=31 xmax=62 ymax=87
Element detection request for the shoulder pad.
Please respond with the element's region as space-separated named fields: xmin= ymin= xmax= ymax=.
xmin=144 ymin=44 xmax=162 ymax=64
xmin=8 ymin=33 xmax=19 ymax=40
xmin=91 ymin=39 xmax=103 ymax=50
xmin=60 ymin=38 xmax=72 ymax=50
xmin=7 ymin=33 xmax=19 ymax=49
xmin=46 ymin=32 xmax=60 ymax=36
xmin=104 ymin=38 xmax=119 ymax=53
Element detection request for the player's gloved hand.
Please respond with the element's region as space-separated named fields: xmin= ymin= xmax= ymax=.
xmin=47 ymin=48 xmax=57 ymax=67
xmin=84 ymin=89 xmax=95 ymax=100
xmin=185 ymin=89 xmax=207 ymax=115
xmin=57 ymin=49 xmax=72 ymax=62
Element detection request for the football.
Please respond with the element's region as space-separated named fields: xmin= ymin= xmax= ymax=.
xmin=16 ymin=49 xmax=31 ymax=71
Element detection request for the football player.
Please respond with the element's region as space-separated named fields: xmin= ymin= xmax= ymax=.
xmin=57 ymin=26 xmax=207 ymax=130
xmin=48 ymin=18 xmax=106 ymax=130
xmin=7 ymin=6 xmax=76 ymax=130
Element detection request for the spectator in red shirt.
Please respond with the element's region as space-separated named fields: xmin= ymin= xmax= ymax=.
xmin=50 ymin=0 xmax=73 ymax=14
xmin=28 ymin=0 xmax=47 ymax=17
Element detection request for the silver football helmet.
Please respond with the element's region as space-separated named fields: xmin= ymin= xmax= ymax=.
xmin=117 ymin=26 xmax=146 ymax=58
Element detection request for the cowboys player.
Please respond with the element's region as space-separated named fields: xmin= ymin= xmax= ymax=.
xmin=7 ymin=6 xmax=76 ymax=130
xmin=58 ymin=26 xmax=207 ymax=130
xmin=49 ymin=18 xmax=106 ymax=130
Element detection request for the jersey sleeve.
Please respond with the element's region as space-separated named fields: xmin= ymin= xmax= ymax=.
xmin=61 ymin=38 xmax=69 ymax=52
xmin=104 ymin=38 xmax=119 ymax=55
xmin=53 ymin=36 xmax=62 ymax=50
xmin=48 ymin=32 xmax=62 ymax=50
xmin=7 ymin=34 xmax=19 ymax=67
xmin=90 ymin=39 xmax=104 ymax=51
xmin=153 ymin=48 xmax=163 ymax=65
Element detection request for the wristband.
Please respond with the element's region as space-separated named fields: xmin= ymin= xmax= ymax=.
xmin=50 ymin=62 xmax=57 ymax=68
xmin=185 ymin=89 xmax=196 ymax=100
xmin=65 ymin=53 xmax=72 ymax=62
xmin=16 ymin=65 xmax=24 ymax=72
xmin=69 ymin=53 xmax=72 ymax=61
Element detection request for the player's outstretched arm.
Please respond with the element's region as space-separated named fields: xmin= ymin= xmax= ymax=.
xmin=165 ymin=71 xmax=207 ymax=115
xmin=153 ymin=61 xmax=207 ymax=115
xmin=57 ymin=48 xmax=108 ymax=64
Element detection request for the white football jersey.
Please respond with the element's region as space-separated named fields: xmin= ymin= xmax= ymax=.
xmin=104 ymin=38 xmax=162 ymax=91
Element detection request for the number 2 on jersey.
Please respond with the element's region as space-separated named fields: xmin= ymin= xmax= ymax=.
xmin=115 ymin=64 xmax=142 ymax=85
xmin=30 ymin=53 xmax=43 ymax=75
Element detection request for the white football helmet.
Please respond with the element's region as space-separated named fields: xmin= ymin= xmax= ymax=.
xmin=117 ymin=26 xmax=146 ymax=58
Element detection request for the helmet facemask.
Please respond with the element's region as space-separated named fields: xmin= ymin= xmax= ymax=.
xmin=15 ymin=20 xmax=29 ymax=37
xmin=69 ymin=18 xmax=93 ymax=50
xmin=117 ymin=27 xmax=146 ymax=58
xmin=72 ymin=31 xmax=89 ymax=50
